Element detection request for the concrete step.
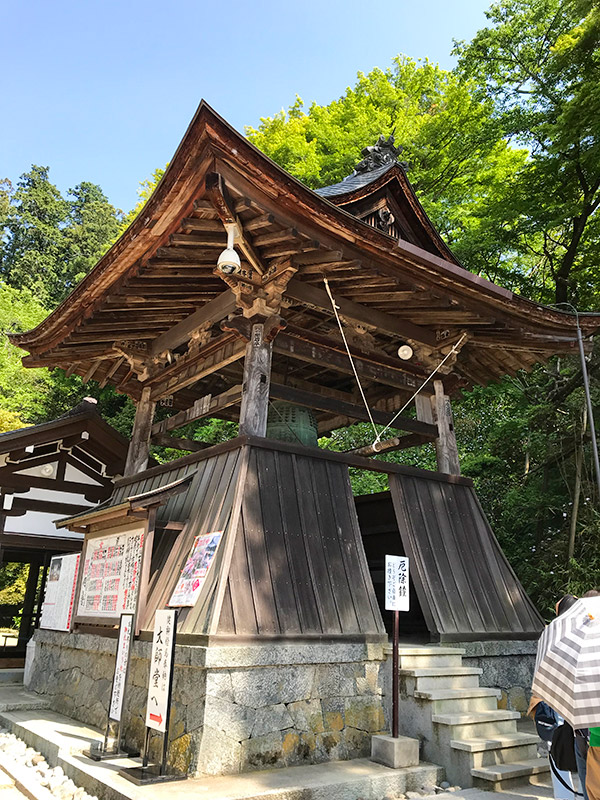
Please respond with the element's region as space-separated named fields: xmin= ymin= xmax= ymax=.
xmin=0 ymin=669 xmax=24 ymax=685
xmin=0 ymin=684 xmax=49 ymax=713
xmin=451 ymin=733 xmax=540 ymax=770
xmin=451 ymin=732 xmax=540 ymax=753
xmin=400 ymin=667 xmax=483 ymax=692
xmin=398 ymin=647 xmax=466 ymax=670
xmin=414 ymin=688 xmax=499 ymax=714
xmin=471 ymin=758 xmax=550 ymax=791
xmin=432 ymin=710 xmax=521 ymax=740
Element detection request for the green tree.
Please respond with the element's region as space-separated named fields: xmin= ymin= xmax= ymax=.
xmin=63 ymin=182 xmax=122 ymax=294
xmin=0 ymin=166 xmax=68 ymax=306
xmin=455 ymin=0 xmax=600 ymax=307
xmin=246 ymin=57 xmax=528 ymax=286
xmin=0 ymin=283 xmax=53 ymax=424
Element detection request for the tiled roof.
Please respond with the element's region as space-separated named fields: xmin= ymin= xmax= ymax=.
xmin=315 ymin=163 xmax=395 ymax=198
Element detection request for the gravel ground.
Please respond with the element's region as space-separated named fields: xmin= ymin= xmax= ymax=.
xmin=0 ymin=727 xmax=98 ymax=800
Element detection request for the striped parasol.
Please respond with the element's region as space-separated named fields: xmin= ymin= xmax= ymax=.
xmin=532 ymin=596 xmax=600 ymax=728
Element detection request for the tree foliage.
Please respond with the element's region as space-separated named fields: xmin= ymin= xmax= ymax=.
xmin=0 ymin=166 xmax=121 ymax=306
xmin=455 ymin=0 xmax=600 ymax=307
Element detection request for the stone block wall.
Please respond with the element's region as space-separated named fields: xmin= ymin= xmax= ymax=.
xmin=27 ymin=630 xmax=388 ymax=776
xmin=458 ymin=640 xmax=538 ymax=714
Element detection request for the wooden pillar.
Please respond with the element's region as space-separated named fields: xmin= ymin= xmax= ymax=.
xmin=431 ymin=380 xmax=460 ymax=475
xmin=18 ymin=561 xmax=40 ymax=646
xmin=124 ymin=386 xmax=156 ymax=477
xmin=239 ymin=321 xmax=273 ymax=437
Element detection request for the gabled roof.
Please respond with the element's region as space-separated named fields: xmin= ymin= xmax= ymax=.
xmin=8 ymin=101 xmax=600 ymax=422
xmin=0 ymin=402 xmax=128 ymax=474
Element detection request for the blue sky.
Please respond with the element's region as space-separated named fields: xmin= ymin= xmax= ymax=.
xmin=3 ymin=0 xmax=492 ymax=213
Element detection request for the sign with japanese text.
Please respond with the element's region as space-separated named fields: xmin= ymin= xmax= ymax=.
xmin=385 ymin=555 xmax=410 ymax=611
xmin=40 ymin=553 xmax=80 ymax=631
xmin=145 ymin=609 xmax=176 ymax=733
xmin=77 ymin=527 xmax=144 ymax=620
xmin=108 ymin=613 xmax=134 ymax=723
xmin=168 ymin=531 xmax=222 ymax=607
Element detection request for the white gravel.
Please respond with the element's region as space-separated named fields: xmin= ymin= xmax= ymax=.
xmin=0 ymin=727 xmax=97 ymax=800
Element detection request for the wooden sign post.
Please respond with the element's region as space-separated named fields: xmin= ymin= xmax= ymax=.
xmin=385 ymin=555 xmax=410 ymax=738
xmin=87 ymin=613 xmax=138 ymax=760
xmin=119 ymin=609 xmax=185 ymax=785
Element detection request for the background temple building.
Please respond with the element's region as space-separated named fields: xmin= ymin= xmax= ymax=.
xmin=8 ymin=102 xmax=600 ymax=785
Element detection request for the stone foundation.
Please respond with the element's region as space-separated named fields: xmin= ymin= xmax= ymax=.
xmin=458 ymin=639 xmax=538 ymax=714
xmin=27 ymin=629 xmax=387 ymax=777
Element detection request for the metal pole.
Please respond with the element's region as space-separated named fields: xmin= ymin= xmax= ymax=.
xmin=576 ymin=325 xmax=600 ymax=499
xmin=392 ymin=610 xmax=399 ymax=738
xmin=142 ymin=727 xmax=151 ymax=768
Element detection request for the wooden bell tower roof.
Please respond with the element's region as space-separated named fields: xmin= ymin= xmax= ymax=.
xmin=10 ymin=101 xmax=600 ymax=435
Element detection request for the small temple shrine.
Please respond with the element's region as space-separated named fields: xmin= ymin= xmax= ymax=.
xmin=8 ymin=102 xmax=600 ymax=781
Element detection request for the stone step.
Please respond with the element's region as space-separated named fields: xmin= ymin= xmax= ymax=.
xmin=451 ymin=732 xmax=540 ymax=753
xmin=451 ymin=733 xmax=540 ymax=771
xmin=471 ymin=758 xmax=550 ymax=791
xmin=414 ymin=688 xmax=499 ymax=714
xmin=0 ymin=685 xmax=49 ymax=713
xmin=400 ymin=667 xmax=482 ymax=692
xmin=0 ymin=669 xmax=24 ymax=685
xmin=432 ymin=710 xmax=521 ymax=740
xmin=397 ymin=647 xmax=466 ymax=670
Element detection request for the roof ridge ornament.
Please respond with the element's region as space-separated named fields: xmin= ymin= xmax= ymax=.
xmin=352 ymin=134 xmax=405 ymax=175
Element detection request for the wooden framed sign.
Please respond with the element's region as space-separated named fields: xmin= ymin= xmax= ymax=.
xmin=75 ymin=523 xmax=146 ymax=624
xmin=40 ymin=553 xmax=80 ymax=632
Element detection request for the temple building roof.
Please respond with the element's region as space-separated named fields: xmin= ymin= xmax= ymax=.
xmin=9 ymin=101 xmax=600 ymax=435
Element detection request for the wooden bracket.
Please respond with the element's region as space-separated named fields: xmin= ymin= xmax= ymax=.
xmin=206 ymin=172 xmax=265 ymax=277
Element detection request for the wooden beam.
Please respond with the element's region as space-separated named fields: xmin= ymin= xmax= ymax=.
xmin=432 ymin=379 xmax=460 ymax=475
xmin=151 ymin=384 xmax=243 ymax=435
xmin=149 ymin=290 xmax=236 ymax=357
xmin=273 ymin=331 xmax=425 ymax=393
xmin=151 ymin=433 xmax=211 ymax=452
xmin=239 ymin=322 xmax=273 ymax=437
xmin=285 ymin=278 xmax=437 ymax=346
xmin=269 ymin=383 xmax=437 ymax=438
xmin=350 ymin=433 xmax=433 ymax=456
xmin=206 ymin=172 xmax=265 ymax=276
xmin=148 ymin=336 xmax=246 ymax=401
xmin=124 ymin=386 xmax=155 ymax=477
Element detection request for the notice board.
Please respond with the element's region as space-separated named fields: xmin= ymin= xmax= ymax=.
xmin=40 ymin=553 xmax=80 ymax=631
xmin=76 ymin=526 xmax=145 ymax=621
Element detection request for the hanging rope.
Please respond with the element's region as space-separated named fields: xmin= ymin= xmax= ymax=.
xmin=323 ymin=277 xmax=378 ymax=440
xmin=374 ymin=332 xmax=468 ymax=445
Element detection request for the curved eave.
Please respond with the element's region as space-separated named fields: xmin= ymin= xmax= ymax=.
xmin=320 ymin=162 xmax=460 ymax=265
xmin=10 ymin=100 xmax=600 ymax=356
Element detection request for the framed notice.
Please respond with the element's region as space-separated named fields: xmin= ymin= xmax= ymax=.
xmin=76 ymin=527 xmax=145 ymax=620
xmin=40 ymin=553 xmax=80 ymax=631
xmin=385 ymin=555 xmax=410 ymax=611
xmin=146 ymin=609 xmax=176 ymax=733
xmin=168 ymin=531 xmax=222 ymax=607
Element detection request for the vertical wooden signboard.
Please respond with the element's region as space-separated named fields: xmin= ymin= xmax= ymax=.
xmin=87 ymin=613 xmax=137 ymax=760
xmin=120 ymin=609 xmax=185 ymax=785
xmin=385 ymin=555 xmax=410 ymax=738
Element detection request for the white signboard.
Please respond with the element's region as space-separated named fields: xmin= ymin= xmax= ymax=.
xmin=168 ymin=531 xmax=222 ymax=607
xmin=145 ymin=609 xmax=176 ymax=733
xmin=108 ymin=613 xmax=134 ymax=722
xmin=40 ymin=554 xmax=80 ymax=631
xmin=385 ymin=555 xmax=410 ymax=611
xmin=77 ymin=528 xmax=144 ymax=619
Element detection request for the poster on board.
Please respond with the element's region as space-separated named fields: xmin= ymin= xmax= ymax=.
xmin=385 ymin=555 xmax=410 ymax=611
xmin=145 ymin=609 xmax=176 ymax=733
xmin=168 ymin=531 xmax=222 ymax=607
xmin=77 ymin=528 xmax=144 ymax=619
xmin=40 ymin=553 xmax=80 ymax=631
